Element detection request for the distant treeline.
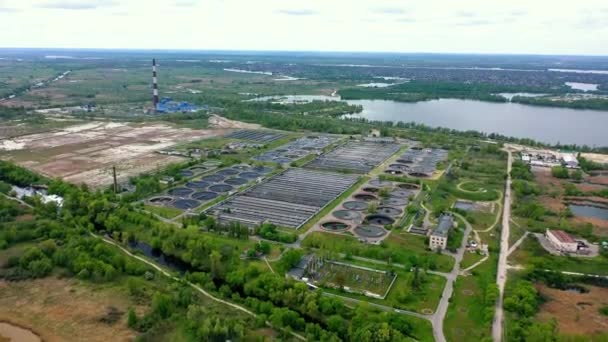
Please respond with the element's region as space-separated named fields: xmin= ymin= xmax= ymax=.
xmin=338 ymin=81 xmax=546 ymax=103
xmin=512 ymin=95 xmax=608 ymax=110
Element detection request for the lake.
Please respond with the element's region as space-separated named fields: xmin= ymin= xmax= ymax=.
xmin=345 ymin=98 xmax=608 ymax=146
xmin=245 ymin=95 xmax=608 ymax=146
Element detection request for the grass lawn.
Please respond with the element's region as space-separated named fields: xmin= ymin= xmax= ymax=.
xmin=510 ymin=236 xmax=608 ymax=276
xmin=321 ymin=265 xmax=446 ymax=314
xmin=444 ymin=254 xmax=497 ymax=342
xmin=302 ymin=231 xmax=455 ymax=273
xmin=144 ymin=204 xmax=183 ymax=219
xmin=460 ymin=251 xmax=486 ymax=270
xmin=316 ymin=261 xmax=395 ymax=296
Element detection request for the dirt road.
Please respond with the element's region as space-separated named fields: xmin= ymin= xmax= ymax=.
xmin=492 ymin=148 xmax=513 ymax=342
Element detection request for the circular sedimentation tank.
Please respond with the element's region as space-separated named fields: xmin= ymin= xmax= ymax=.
xmin=343 ymin=201 xmax=368 ymax=211
xmin=168 ymin=187 xmax=194 ymax=197
xmin=202 ymin=160 xmax=221 ymax=167
xmin=369 ymin=178 xmax=392 ymax=187
xmin=354 ymin=193 xmax=378 ymax=202
xmin=202 ymin=174 xmax=225 ymax=183
xmin=354 ymin=225 xmax=387 ymax=238
xmin=172 ymin=199 xmax=200 ymax=210
xmin=209 ymin=184 xmax=234 ymax=193
xmin=332 ymin=210 xmax=363 ymax=221
xmin=362 ymin=187 xmax=379 ymax=193
xmin=382 ymin=197 xmax=408 ymax=206
xmin=366 ymin=214 xmax=395 ymax=226
xmin=274 ymin=157 xmax=291 ymax=164
xmin=389 ymin=163 xmax=409 ymax=170
xmin=385 ymin=169 xmax=404 ymax=175
xmin=180 ymin=170 xmax=194 ymax=177
xmin=232 ymin=164 xmax=250 ymax=170
xmin=217 ymin=168 xmax=240 ymax=176
xmin=225 ymin=177 xmax=248 ymax=185
xmin=239 ymin=171 xmax=261 ymax=179
xmin=188 ymin=166 xmax=207 ymax=173
xmin=149 ymin=196 xmax=173 ymax=204
xmin=252 ymin=166 xmax=273 ymax=174
xmin=396 ymin=159 xmax=414 ymax=164
xmin=398 ymin=183 xmax=420 ymax=190
xmin=377 ymin=206 xmax=402 ymax=217
xmin=321 ymin=221 xmax=350 ymax=231
xmin=191 ymin=191 xmax=218 ymax=201
xmin=390 ymin=190 xmax=412 ymax=198
xmin=186 ymin=181 xmax=209 ymax=189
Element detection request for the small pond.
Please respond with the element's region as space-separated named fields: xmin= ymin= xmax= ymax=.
xmin=568 ymin=203 xmax=608 ymax=221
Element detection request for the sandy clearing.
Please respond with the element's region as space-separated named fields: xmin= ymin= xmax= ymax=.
xmin=0 ymin=121 xmax=228 ymax=187
xmin=581 ymin=153 xmax=608 ymax=165
xmin=208 ymin=114 xmax=260 ymax=129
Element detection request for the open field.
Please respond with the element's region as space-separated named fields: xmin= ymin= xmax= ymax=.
xmin=0 ymin=121 xmax=230 ymax=187
xmin=444 ymin=254 xmax=497 ymax=342
xmin=0 ymin=277 xmax=139 ymax=342
xmin=314 ymin=261 xmax=395 ymax=297
xmin=302 ymin=231 xmax=455 ymax=272
xmin=536 ymin=283 xmax=608 ymax=337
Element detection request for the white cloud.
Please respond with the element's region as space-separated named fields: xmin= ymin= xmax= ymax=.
xmin=0 ymin=0 xmax=606 ymax=55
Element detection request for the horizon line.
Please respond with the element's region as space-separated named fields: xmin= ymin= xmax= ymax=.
xmin=1 ymin=47 xmax=607 ymax=58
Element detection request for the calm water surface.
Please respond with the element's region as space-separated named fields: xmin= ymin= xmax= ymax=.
xmin=345 ymin=98 xmax=608 ymax=146
xmin=569 ymin=204 xmax=608 ymax=221
xmin=246 ymin=95 xmax=608 ymax=146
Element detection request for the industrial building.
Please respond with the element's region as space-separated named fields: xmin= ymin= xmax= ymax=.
xmin=545 ymin=229 xmax=578 ymax=253
xmin=155 ymin=97 xmax=203 ymax=113
xmin=429 ymin=214 xmax=454 ymax=251
xmin=520 ymin=149 xmax=579 ymax=169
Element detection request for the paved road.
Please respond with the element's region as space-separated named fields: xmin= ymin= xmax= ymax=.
xmin=492 ymin=148 xmax=513 ymax=342
xmin=432 ymin=212 xmax=472 ymax=342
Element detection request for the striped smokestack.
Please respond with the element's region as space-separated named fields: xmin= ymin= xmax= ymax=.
xmin=152 ymin=58 xmax=159 ymax=110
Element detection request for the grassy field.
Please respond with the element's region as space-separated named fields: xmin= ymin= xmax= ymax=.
xmin=315 ymin=261 xmax=395 ymax=296
xmin=321 ymin=259 xmax=446 ymax=314
xmin=460 ymin=250 xmax=487 ymax=269
xmin=303 ymin=231 xmax=455 ymax=272
xmin=444 ymin=254 xmax=497 ymax=342
xmin=143 ymin=204 xmax=183 ymax=219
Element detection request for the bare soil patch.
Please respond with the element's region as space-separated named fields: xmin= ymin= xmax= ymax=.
xmin=208 ymin=114 xmax=260 ymax=130
xmin=0 ymin=277 xmax=139 ymax=342
xmin=581 ymin=153 xmax=608 ymax=165
xmin=536 ymin=284 xmax=608 ymax=336
xmin=0 ymin=121 xmax=227 ymax=187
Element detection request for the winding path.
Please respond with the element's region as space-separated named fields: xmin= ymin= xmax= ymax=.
xmin=90 ymin=232 xmax=306 ymax=341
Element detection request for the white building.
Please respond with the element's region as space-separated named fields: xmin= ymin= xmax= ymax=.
xmin=429 ymin=214 xmax=453 ymax=251
xmin=546 ymin=229 xmax=578 ymax=253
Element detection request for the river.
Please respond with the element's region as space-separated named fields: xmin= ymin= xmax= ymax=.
xmin=247 ymin=95 xmax=608 ymax=146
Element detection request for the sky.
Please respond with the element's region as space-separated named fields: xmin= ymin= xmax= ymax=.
xmin=1 ymin=0 xmax=608 ymax=55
